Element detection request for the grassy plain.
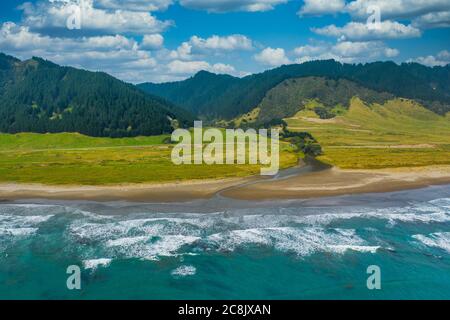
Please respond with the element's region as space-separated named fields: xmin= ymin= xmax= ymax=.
xmin=286 ymin=98 xmax=450 ymax=169
xmin=0 ymin=132 xmax=298 ymax=185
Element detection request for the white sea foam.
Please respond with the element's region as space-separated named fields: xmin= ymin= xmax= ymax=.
xmin=106 ymin=236 xmax=149 ymax=247
xmin=139 ymin=235 xmax=201 ymax=260
xmin=62 ymin=196 xmax=450 ymax=262
xmin=0 ymin=214 xmax=54 ymax=237
xmin=293 ymin=205 xmax=450 ymax=226
xmin=429 ymin=198 xmax=450 ymax=209
xmin=0 ymin=227 xmax=38 ymax=236
xmin=207 ymin=227 xmax=379 ymax=256
xmin=412 ymin=232 xmax=450 ymax=253
xmin=171 ymin=265 xmax=197 ymax=277
xmin=68 ymin=217 xmax=202 ymax=260
xmin=83 ymin=258 xmax=112 ymax=270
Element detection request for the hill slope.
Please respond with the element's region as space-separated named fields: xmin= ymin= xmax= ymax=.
xmin=255 ymin=77 xmax=394 ymax=123
xmin=286 ymin=97 xmax=450 ymax=169
xmin=138 ymin=60 xmax=450 ymax=119
xmin=0 ymin=53 xmax=193 ymax=137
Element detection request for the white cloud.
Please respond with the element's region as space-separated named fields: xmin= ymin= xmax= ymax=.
xmin=294 ymin=40 xmax=399 ymax=64
xmin=169 ymin=34 xmax=253 ymax=60
xmin=141 ymin=34 xmax=164 ymax=50
xmin=313 ymin=20 xmax=421 ymax=41
xmin=167 ymin=59 xmax=237 ymax=75
xmin=333 ymin=41 xmax=399 ymax=58
xmin=346 ymin=0 xmax=450 ymax=20
xmin=0 ymin=21 xmax=246 ymax=83
xmin=169 ymin=42 xmax=194 ymax=60
xmin=178 ymin=0 xmax=288 ymax=12
xmin=254 ymin=47 xmax=291 ymax=66
xmin=0 ymin=22 xmax=160 ymax=82
xmin=189 ymin=34 xmax=253 ymax=51
xmin=299 ymin=0 xmax=345 ymax=16
xmin=20 ymin=0 xmax=172 ymax=35
xmin=413 ymin=11 xmax=450 ymax=28
xmin=96 ymin=0 xmax=174 ymax=11
xmin=298 ymin=0 xmax=450 ymax=31
xmin=411 ymin=50 xmax=450 ymax=66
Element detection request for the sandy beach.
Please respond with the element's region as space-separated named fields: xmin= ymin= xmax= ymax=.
xmin=223 ymin=165 xmax=450 ymax=200
xmin=1 ymin=165 xmax=450 ymax=202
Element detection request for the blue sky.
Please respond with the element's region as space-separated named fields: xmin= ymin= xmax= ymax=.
xmin=1 ymin=0 xmax=449 ymax=83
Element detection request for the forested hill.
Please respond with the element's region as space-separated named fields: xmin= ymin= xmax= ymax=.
xmin=0 ymin=53 xmax=194 ymax=137
xmin=138 ymin=60 xmax=450 ymax=119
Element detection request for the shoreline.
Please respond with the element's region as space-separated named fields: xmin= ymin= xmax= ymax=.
xmin=1 ymin=165 xmax=450 ymax=203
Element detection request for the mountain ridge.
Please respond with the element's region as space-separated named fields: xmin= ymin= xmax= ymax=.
xmin=138 ymin=60 xmax=450 ymax=119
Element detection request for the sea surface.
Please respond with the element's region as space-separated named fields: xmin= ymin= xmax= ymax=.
xmin=1 ymin=184 xmax=450 ymax=300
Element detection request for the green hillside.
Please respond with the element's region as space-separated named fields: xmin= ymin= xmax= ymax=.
xmin=0 ymin=53 xmax=194 ymax=138
xmin=139 ymin=60 xmax=450 ymax=119
xmin=256 ymin=77 xmax=394 ymax=123
xmin=286 ymin=98 xmax=450 ymax=169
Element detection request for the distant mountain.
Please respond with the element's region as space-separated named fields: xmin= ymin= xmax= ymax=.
xmin=0 ymin=53 xmax=194 ymax=137
xmin=138 ymin=60 xmax=450 ymax=119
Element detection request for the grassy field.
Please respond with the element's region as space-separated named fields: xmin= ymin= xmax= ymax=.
xmin=0 ymin=132 xmax=298 ymax=185
xmin=1 ymin=97 xmax=447 ymax=185
xmin=286 ymin=98 xmax=450 ymax=169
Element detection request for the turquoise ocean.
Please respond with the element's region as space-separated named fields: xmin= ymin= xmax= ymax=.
xmin=1 ymin=185 xmax=450 ymax=300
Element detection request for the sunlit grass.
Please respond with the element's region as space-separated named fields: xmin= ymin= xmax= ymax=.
xmin=287 ymin=98 xmax=450 ymax=169
xmin=0 ymin=132 xmax=298 ymax=185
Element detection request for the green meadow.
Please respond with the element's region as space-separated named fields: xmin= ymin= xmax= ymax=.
xmin=286 ymin=98 xmax=450 ymax=169
xmin=1 ymin=98 xmax=449 ymax=185
xmin=0 ymin=132 xmax=298 ymax=185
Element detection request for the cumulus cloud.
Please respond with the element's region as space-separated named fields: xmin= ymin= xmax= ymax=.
xmin=169 ymin=34 xmax=253 ymax=60
xmin=0 ymin=22 xmax=159 ymax=81
xmin=411 ymin=50 xmax=450 ymax=66
xmin=167 ymin=59 xmax=240 ymax=75
xmin=189 ymin=34 xmax=253 ymax=51
xmin=412 ymin=11 xmax=450 ymax=28
xmin=19 ymin=0 xmax=172 ymax=35
xmin=294 ymin=40 xmax=399 ymax=64
xmin=0 ymin=21 xmax=245 ymax=83
xmin=299 ymin=0 xmax=345 ymax=16
xmin=254 ymin=47 xmax=291 ymax=66
xmin=96 ymin=0 xmax=174 ymax=12
xmin=346 ymin=0 xmax=450 ymax=20
xmin=313 ymin=20 xmax=421 ymax=41
xmin=299 ymin=0 xmax=450 ymax=31
xmin=140 ymin=34 xmax=164 ymax=50
xmin=179 ymin=0 xmax=288 ymax=12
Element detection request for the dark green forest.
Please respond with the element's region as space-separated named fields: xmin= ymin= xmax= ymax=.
xmin=0 ymin=53 xmax=193 ymax=137
xmin=139 ymin=60 xmax=450 ymax=119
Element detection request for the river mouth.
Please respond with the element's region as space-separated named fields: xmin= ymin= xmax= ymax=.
xmin=274 ymin=156 xmax=332 ymax=180
xmin=214 ymin=156 xmax=332 ymax=199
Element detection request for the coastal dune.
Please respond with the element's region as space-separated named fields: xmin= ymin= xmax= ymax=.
xmin=1 ymin=165 xmax=450 ymax=202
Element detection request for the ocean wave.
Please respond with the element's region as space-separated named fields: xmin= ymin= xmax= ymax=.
xmin=0 ymin=214 xmax=54 ymax=237
xmin=429 ymin=198 xmax=450 ymax=209
xmin=58 ymin=197 xmax=450 ymax=262
xmin=108 ymin=235 xmax=201 ymax=261
xmin=0 ymin=227 xmax=38 ymax=237
xmin=207 ymin=227 xmax=380 ymax=256
xmin=412 ymin=232 xmax=450 ymax=253
xmin=292 ymin=204 xmax=450 ymax=226
xmin=171 ymin=265 xmax=197 ymax=277
xmin=83 ymin=258 xmax=112 ymax=270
